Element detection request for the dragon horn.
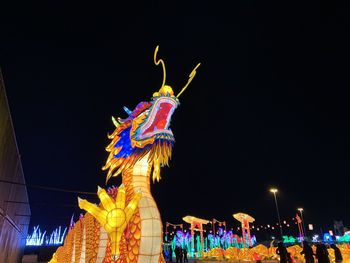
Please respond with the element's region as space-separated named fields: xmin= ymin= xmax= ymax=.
xmin=111 ymin=116 xmax=120 ymax=128
xmin=154 ymin=45 xmax=166 ymax=89
xmin=176 ymin=63 xmax=201 ymax=98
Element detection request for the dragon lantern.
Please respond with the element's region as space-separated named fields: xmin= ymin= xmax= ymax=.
xmin=50 ymin=46 xmax=200 ymax=263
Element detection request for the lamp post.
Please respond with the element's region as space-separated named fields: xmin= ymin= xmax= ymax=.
xmin=270 ymin=188 xmax=283 ymax=239
xmin=298 ymin=208 xmax=306 ymax=238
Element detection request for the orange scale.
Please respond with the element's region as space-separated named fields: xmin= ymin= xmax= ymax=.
xmin=133 ymin=216 xmax=141 ymax=224
xmin=129 ymin=238 xmax=136 ymax=246
xmin=132 ymin=245 xmax=139 ymax=255
xmin=128 ymin=251 xmax=135 ymax=260
xmin=134 ymin=229 xmax=141 ymax=239
xmin=130 ymin=224 xmax=137 ymax=233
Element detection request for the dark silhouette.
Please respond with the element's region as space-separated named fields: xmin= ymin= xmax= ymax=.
xmin=322 ymin=244 xmax=331 ymax=263
xmin=183 ymin=247 xmax=188 ymax=263
xmin=331 ymin=244 xmax=343 ymax=263
xmin=315 ymin=243 xmax=330 ymax=263
xmin=174 ymin=246 xmax=180 ymax=263
xmin=300 ymin=241 xmax=315 ymax=263
xmin=276 ymin=242 xmax=288 ymax=263
xmin=178 ymin=247 xmax=183 ymax=263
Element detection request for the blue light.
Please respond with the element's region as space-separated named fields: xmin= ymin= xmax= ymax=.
xmin=114 ymin=127 xmax=133 ymax=158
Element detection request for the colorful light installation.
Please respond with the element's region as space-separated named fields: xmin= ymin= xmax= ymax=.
xmin=233 ymin=212 xmax=255 ymax=248
xmin=282 ymin=236 xmax=297 ymax=244
xmin=336 ymin=234 xmax=350 ymax=243
xmin=26 ymin=225 xmax=67 ymax=246
xmin=204 ymin=229 xmax=251 ymax=250
xmin=166 ymin=226 xmax=258 ymax=255
xmin=183 ymin=215 xmax=209 ymax=257
xmin=323 ymin=233 xmax=332 ymax=242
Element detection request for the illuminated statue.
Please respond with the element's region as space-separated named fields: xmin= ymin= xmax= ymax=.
xmin=50 ymin=47 xmax=200 ymax=263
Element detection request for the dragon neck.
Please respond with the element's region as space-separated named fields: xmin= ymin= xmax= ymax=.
xmin=122 ymin=154 xmax=152 ymax=200
xmin=122 ymin=153 xmax=163 ymax=263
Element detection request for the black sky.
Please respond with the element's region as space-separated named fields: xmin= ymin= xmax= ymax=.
xmin=1 ymin=1 xmax=350 ymax=235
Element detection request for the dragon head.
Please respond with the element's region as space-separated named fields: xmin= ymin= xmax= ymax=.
xmin=103 ymin=46 xmax=200 ymax=183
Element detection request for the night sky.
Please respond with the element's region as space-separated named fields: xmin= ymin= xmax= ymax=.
xmin=1 ymin=2 xmax=350 ymax=235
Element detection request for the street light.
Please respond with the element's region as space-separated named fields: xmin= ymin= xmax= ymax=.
xmin=297 ymin=208 xmax=306 ymax=238
xmin=270 ymin=188 xmax=283 ymax=238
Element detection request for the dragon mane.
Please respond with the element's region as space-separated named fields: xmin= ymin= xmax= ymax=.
xmin=102 ymin=101 xmax=173 ymax=183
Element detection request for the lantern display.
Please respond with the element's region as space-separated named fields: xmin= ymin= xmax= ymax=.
xmin=233 ymin=213 xmax=255 ymax=248
xmin=49 ymin=46 xmax=200 ymax=263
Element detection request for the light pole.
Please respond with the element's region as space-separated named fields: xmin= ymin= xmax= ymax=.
xmin=211 ymin=219 xmax=216 ymax=237
xmin=298 ymin=208 xmax=306 ymax=238
xmin=270 ymin=188 xmax=283 ymax=239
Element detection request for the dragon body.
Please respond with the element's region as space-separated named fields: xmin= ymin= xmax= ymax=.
xmin=50 ymin=47 xmax=200 ymax=263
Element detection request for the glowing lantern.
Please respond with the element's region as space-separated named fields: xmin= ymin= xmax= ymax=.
xmin=182 ymin=216 xmax=210 ymax=257
xmin=233 ymin=213 xmax=255 ymax=248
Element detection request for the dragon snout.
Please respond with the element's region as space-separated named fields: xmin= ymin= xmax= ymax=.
xmin=111 ymin=254 xmax=120 ymax=260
